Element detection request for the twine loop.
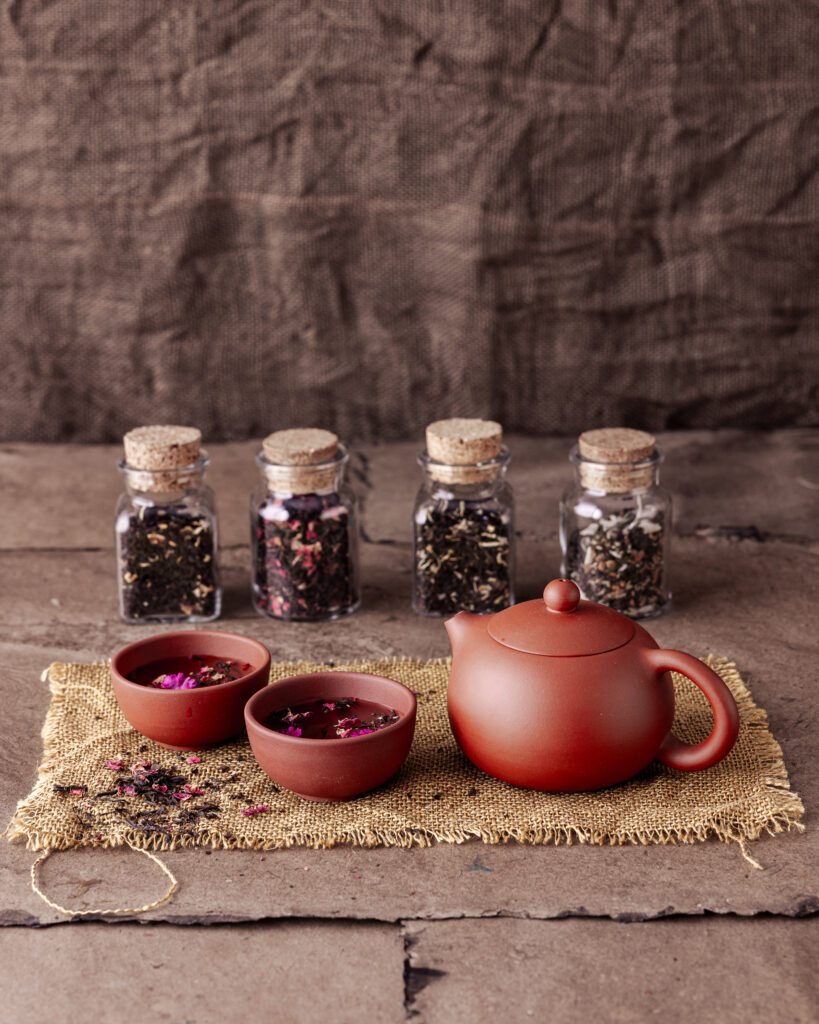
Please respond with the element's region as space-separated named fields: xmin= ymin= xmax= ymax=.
xmin=30 ymin=841 xmax=178 ymax=917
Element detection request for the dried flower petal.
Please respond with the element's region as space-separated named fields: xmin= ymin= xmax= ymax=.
xmin=154 ymin=672 xmax=199 ymax=690
xmin=241 ymin=804 xmax=269 ymax=816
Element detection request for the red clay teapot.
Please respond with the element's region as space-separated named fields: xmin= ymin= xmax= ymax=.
xmin=445 ymin=579 xmax=739 ymax=792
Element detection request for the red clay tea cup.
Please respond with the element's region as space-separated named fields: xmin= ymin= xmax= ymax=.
xmin=244 ymin=671 xmax=417 ymax=801
xmin=111 ymin=630 xmax=271 ymax=750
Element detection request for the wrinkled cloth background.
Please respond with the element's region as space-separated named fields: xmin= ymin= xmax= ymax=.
xmin=1 ymin=1 xmax=817 ymax=442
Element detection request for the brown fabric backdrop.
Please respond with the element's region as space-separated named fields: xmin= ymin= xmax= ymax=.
xmin=2 ymin=1 xmax=818 ymax=442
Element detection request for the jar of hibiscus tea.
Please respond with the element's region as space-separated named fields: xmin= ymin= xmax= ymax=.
xmin=115 ymin=425 xmax=221 ymax=623
xmin=251 ymin=428 xmax=360 ymax=621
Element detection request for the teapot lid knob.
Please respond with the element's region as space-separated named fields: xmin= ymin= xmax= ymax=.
xmin=543 ymin=579 xmax=581 ymax=613
xmin=490 ymin=578 xmax=633 ymax=654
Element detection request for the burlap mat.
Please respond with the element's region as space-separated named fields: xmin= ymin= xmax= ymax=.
xmin=6 ymin=657 xmax=804 ymax=866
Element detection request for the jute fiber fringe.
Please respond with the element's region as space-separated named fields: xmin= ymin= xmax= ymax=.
xmin=7 ymin=657 xmax=804 ymax=871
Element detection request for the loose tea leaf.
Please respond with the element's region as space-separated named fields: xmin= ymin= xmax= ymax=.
xmin=266 ymin=698 xmax=400 ymax=739
xmin=253 ymin=491 xmax=357 ymax=620
xmin=126 ymin=656 xmax=245 ymax=689
xmin=414 ymin=499 xmax=511 ymax=616
xmin=565 ymin=507 xmax=666 ymax=617
xmin=54 ymin=755 xmax=256 ymax=843
xmin=117 ymin=504 xmax=218 ymax=621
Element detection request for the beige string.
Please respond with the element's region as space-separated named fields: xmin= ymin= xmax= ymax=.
xmin=737 ymin=838 xmax=764 ymax=871
xmin=30 ymin=841 xmax=178 ymax=916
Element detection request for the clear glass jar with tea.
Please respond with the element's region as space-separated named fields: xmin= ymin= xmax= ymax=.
xmin=413 ymin=418 xmax=515 ymax=616
xmin=115 ymin=426 xmax=221 ymax=623
xmin=560 ymin=428 xmax=671 ymax=618
xmin=251 ymin=428 xmax=360 ymax=621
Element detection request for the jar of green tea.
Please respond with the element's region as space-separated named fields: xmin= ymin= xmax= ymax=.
xmin=115 ymin=426 xmax=221 ymax=623
xmin=251 ymin=428 xmax=360 ymax=621
xmin=559 ymin=428 xmax=671 ymax=619
xmin=413 ymin=418 xmax=515 ymax=616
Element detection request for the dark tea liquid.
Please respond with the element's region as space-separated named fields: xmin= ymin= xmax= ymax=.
xmin=128 ymin=655 xmax=247 ymax=687
xmin=265 ymin=698 xmax=399 ymax=739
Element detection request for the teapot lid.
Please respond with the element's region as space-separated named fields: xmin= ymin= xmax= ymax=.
xmin=488 ymin=579 xmax=634 ymax=656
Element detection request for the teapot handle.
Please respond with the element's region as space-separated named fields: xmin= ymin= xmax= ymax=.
xmin=642 ymin=648 xmax=740 ymax=771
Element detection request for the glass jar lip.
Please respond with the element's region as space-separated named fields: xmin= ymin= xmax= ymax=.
xmin=117 ymin=450 xmax=211 ymax=476
xmin=255 ymin=444 xmax=349 ymax=473
xmin=569 ymin=444 xmax=663 ymax=470
xmin=417 ymin=446 xmax=511 ymax=472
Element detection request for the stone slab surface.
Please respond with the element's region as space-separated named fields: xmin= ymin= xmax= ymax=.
xmin=402 ymin=916 xmax=819 ymax=1023
xmin=1 ymin=434 xmax=817 ymax=929
xmin=0 ymin=921 xmax=406 ymax=1024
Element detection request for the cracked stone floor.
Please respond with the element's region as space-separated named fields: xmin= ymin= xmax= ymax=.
xmin=1 ymin=432 xmax=817 ymax=1021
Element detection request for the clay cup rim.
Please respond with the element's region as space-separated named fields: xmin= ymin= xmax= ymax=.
xmin=111 ymin=630 xmax=271 ymax=698
xmin=245 ymin=671 xmax=417 ymax=743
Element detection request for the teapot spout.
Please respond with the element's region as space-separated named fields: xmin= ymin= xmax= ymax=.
xmin=444 ymin=610 xmax=483 ymax=656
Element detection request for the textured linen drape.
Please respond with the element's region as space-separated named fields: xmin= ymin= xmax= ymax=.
xmin=2 ymin=1 xmax=817 ymax=441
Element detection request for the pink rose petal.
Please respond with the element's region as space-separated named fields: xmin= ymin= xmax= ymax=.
xmin=241 ymin=804 xmax=269 ymax=817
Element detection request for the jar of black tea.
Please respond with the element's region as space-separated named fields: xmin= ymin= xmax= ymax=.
xmin=115 ymin=425 xmax=221 ymax=623
xmin=413 ymin=418 xmax=515 ymax=616
xmin=252 ymin=428 xmax=360 ymax=621
xmin=560 ymin=428 xmax=671 ymax=619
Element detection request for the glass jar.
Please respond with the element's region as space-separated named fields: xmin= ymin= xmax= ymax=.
xmin=251 ymin=428 xmax=360 ymax=621
xmin=115 ymin=426 xmax=221 ymax=623
xmin=413 ymin=418 xmax=515 ymax=616
xmin=559 ymin=428 xmax=671 ymax=618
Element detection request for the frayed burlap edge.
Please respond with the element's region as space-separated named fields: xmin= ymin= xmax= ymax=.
xmin=5 ymin=657 xmax=806 ymax=869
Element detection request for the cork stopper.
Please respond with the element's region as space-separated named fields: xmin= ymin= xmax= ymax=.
xmin=122 ymin=425 xmax=203 ymax=492
xmin=425 ymin=418 xmax=504 ymax=485
xmin=576 ymin=428 xmax=657 ymax=492
xmin=261 ymin=428 xmax=341 ymax=494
